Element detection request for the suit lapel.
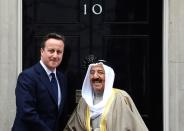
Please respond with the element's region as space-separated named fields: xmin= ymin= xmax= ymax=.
xmin=35 ymin=63 xmax=58 ymax=106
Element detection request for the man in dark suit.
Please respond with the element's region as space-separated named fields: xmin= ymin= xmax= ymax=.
xmin=12 ymin=33 xmax=68 ymax=131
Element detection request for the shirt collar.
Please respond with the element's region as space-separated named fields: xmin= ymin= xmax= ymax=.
xmin=40 ymin=60 xmax=56 ymax=76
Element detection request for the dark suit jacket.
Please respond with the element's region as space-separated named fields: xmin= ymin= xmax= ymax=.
xmin=12 ymin=62 xmax=68 ymax=131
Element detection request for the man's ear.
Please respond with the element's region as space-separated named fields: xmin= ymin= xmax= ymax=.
xmin=40 ymin=48 xmax=43 ymax=53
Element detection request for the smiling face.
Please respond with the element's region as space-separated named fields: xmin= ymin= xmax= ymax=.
xmin=41 ymin=38 xmax=64 ymax=71
xmin=89 ymin=64 xmax=105 ymax=93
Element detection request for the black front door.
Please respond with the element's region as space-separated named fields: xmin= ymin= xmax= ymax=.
xmin=23 ymin=0 xmax=163 ymax=130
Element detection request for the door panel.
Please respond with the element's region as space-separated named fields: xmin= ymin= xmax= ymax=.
xmin=23 ymin=0 xmax=162 ymax=130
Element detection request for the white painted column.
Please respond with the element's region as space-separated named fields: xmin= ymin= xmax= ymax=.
xmin=169 ymin=0 xmax=184 ymax=130
xmin=0 ymin=0 xmax=22 ymax=130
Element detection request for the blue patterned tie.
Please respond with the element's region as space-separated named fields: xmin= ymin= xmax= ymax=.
xmin=50 ymin=73 xmax=58 ymax=101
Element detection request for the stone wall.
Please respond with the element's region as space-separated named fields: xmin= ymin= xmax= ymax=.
xmin=0 ymin=0 xmax=21 ymax=130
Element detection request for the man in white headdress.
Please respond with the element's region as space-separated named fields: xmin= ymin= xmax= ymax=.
xmin=64 ymin=58 xmax=148 ymax=131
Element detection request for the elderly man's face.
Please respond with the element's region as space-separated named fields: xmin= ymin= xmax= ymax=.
xmin=89 ymin=64 xmax=105 ymax=93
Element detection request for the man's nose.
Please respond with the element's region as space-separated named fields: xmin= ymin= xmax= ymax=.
xmin=53 ymin=51 xmax=58 ymax=57
xmin=93 ymin=72 xmax=99 ymax=78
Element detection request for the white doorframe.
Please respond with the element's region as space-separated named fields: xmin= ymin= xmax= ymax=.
xmin=163 ymin=0 xmax=169 ymax=131
xmin=17 ymin=0 xmax=22 ymax=74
